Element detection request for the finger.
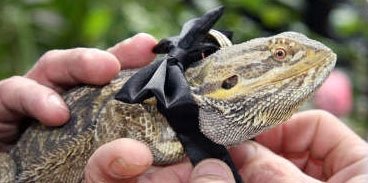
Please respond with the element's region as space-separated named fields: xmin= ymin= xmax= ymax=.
xmin=84 ymin=138 xmax=153 ymax=183
xmin=229 ymin=141 xmax=321 ymax=183
xmin=138 ymin=159 xmax=234 ymax=183
xmin=255 ymin=110 xmax=368 ymax=180
xmin=108 ymin=33 xmax=157 ymax=69
xmin=138 ymin=161 xmax=193 ymax=183
xmin=190 ymin=159 xmax=236 ymax=183
xmin=0 ymin=76 xmax=69 ymax=128
xmin=26 ymin=48 xmax=121 ymax=92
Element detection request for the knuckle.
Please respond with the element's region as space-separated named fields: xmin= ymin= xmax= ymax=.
xmin=313 ymin=109 xmax=332 ymax=116
xmin=38 ymin=50 xmax=60 ymax=65
xmin=242 ymin=161 xmax=290 ymax=183
xmin=0 ymin=76 xmax=36 ymax=114
xmin=0 ymin=76 xmax=34 ymax=92
xmin=311 ymin=109 xmax=338 ymax=124
xmin=75 ymin=48 xmax=100 ymax=64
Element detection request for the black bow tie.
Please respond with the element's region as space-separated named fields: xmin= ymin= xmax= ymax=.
xmin=115 ymin=6 xmax=242 ymax=183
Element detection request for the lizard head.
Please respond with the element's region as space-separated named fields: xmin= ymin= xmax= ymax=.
xmin=185 ymin=32 xmax=336 ymax=146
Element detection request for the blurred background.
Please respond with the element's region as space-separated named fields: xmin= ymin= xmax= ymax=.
xmin=0 ymin=0 xmax=367 ymax=138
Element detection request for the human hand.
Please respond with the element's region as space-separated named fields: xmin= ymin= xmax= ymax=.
xmin=236 ymin=110 xmax=368 ymax=183
xmin=85 ymin=110 xmax=368 ymax=183
xmin=84 ymin=138 xmax=236 ymax=183
xmin=0 ymin=33 xmax=157 ymax=151
xmin=2 ymin=34 xmax=366 ymax=183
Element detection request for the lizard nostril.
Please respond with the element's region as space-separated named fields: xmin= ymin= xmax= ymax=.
xmin=221 ymin=75 xmax=238 ymax=89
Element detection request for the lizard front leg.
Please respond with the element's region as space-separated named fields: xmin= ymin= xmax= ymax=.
xmin=95 ymin=99 xmax=185 ymax=165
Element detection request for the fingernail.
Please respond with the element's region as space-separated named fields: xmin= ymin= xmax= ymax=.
xmin=121 ymin=37 xmax=133 ymax=45
xmin=107 ymin=37 xmax=133 ymax=53
xmin=118 ymin=33 xmax=149 ymax=45
xmin=109 ymin=158 xmax=147 ymax=178
xmin=193 ymin=160 xmax=233 ymax=180
xmin=48 ymin=94 xmax=67 ymax=111
xmin=120 ymin=33 xmax=155 ymax=46
xmin=110 ymin=158 xmax=127 ymax=178
xmin=134 ymin=32 xmax=156 ymax=41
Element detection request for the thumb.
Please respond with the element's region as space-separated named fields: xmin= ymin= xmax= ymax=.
xmin=84 ymin=138 xmax=153 ymax=183
xmin=190 ymin=159 xmax=236 ymax=183
xmin=231 ymin=141 xmax=321 ymax=183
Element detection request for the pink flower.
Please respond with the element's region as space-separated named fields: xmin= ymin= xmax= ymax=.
xmin=313 ymin=69 xmax=353 ymax=117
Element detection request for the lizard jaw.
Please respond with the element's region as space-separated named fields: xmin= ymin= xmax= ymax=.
xmin=189 ymin=32 xmax=337 ymax=146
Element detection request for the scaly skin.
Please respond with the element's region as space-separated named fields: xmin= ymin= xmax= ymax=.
xmin=0 ymin=32 xmax=336 ymax=182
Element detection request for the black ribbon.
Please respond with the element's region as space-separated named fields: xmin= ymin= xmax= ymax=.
xmin=115 ymin=6 xmax=242 ymax=183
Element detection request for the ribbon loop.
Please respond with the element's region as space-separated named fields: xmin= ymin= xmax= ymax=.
xmin=115 ymin=6 xmax=226 ymax=109
xmin=114 ymin=6 xmax=243 ymax=183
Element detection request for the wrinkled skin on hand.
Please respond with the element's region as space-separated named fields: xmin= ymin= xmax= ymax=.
xmin=0 ymin=33 xmax=159 ymax=182
xmin=133 ymin=110 xmax=368 ymax=183
xmin=0 ymin=33 xmax=157 ymax=152
xmin=1 ymin=33 xmax=366 ymax=183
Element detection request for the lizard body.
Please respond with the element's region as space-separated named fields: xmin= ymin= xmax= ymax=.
xmin=0 ymin=32 xmax=336 ymax=182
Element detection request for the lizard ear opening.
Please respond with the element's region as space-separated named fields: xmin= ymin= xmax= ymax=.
xmin=221 ymin=75 xmax=238 ymax=89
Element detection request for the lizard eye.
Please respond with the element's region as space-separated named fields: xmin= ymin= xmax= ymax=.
xmin=221 ymin=75 xmax=238 ymax=89
xmin=273 ymin=48 xmax=287 ymax=61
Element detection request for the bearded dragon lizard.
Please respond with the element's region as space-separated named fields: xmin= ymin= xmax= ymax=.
xmin=0 ymin=31 xmax=336 ymax=182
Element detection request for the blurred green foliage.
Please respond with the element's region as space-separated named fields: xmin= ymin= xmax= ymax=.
xmin=0 ymin=0 xmax=367 ymax=137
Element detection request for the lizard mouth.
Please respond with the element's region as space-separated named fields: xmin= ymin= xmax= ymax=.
xmin=193 ymin=32 xmax=337 ymax=147
xmin=196 ymin=48 xmax=336 ymax=146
